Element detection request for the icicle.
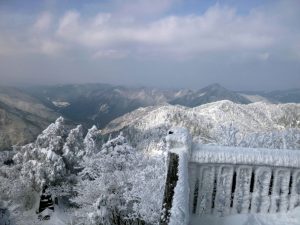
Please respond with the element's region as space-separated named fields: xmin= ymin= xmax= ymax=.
xmin=196 ymin=165 xmax=215 ymax=215
xmin=270 ymin=169 xmax=291 ymax=213
xmin=214 ymin=165 xmax=234 ymax=216
xmin=188 ymin=163 xmax=199 ymax=214
xmin=251 ymin=167 xmax=272 ymax=213
xmin=289 ymin=170 xmax=300 ymax=210
xmin=232 ymin=166 xmax=252 ymax=214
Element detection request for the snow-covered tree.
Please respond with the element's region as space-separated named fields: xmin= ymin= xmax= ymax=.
xmin=70 ymin=132 xmax=166 ymax=225
xmin=215 ymin=122 xmax=240 ymax=146
xmin=0 ymin=117 xmax=97 ymax=224
xmin=240 ymin=128 xmax=300 ymax=149
xmin=62 ymin=125 xmax=85 ymax=170
xmin=72 ymin=133 xmax=135 ymax=223
xmin=84 ymin=125 xmax=101 ymax=156
xmin=124 ymin=154 xmax=166 ymax=224
xmin=13 ymin=117 xmax=67 ymax=191
xmin=35 ymin=116 xmax=66 ymax=154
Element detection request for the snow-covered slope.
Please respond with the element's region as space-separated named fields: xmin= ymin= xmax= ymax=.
xmin=102 ymin=100 xmax=300 ymax=152
xmin=170 ymin=83 xmax=251 ymax=107
xmin=239 ymin=93 xmax=274 ymax=103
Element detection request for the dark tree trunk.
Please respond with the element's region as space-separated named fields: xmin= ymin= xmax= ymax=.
xmin=38 ymin=186 xmax=54 ymax=213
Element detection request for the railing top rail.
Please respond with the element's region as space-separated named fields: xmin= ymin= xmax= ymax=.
xmin=190 ymin=144 xmax=300 ymax=168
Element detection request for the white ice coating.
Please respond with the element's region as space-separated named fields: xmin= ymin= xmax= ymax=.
xmin=166 ymin=127 xmax=191 ymax=225
xmin=270 ymin=169 xmax=291 ymax=213
xmin=191 ymin=144 xmax=300 ymax=168
xmin=290 ymin=170 xmax=300 ymax=209
xmin=251 ymin=167 xmax=272 ymax=213
xmin=214 ymin=166 xmax=234 ymax=216
xmin=197 ymin=166 xmax=215 ymax=215
xmin=165 ymin=127 xmax=300 ymax=224
xmin=166 ymin=127 xmax=192 ymax=153
xmin=232 ymin=166 xmax=252 ymax=214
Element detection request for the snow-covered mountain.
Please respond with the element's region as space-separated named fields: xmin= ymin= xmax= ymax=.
xmin=266 ymin=88 xmax=300 ymax=103
xmin=21 ymin=84 xmax=300 ymax=130
xmin=1 ymin=83 xmax=299 ymax=151
xmin=19 ymin=83 xmax=259 ymax=131
xmin=102 ymin=100 xmax=300 ymax=152
xmin=22 ymin=83 xmax=269 ymax=129
xmin=1 ymin=100 xmax=300 ymax=225
xmin=170 ymin=83 xmax=251 ymax=106
xmin=23 ymin=84 xmax=175 ymax=128
xmin=240 ymin=88 xmax=300 ymax=104
xmin=26 ymin=84 xmax=300 ymax=129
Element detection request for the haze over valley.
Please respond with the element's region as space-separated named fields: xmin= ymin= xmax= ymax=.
xmin=1 ymin=83 xmax=300 ymax=151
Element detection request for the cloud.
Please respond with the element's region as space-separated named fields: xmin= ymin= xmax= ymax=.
xmin=33 ymin=11 xmax=52 ymax=32
xmin=258 ymin=52 xmax=270 ymax=61
xmin=92 ymin=49 xmax=128 ymax=59
xmin=35 ymin=39 xmax=64 ymax=55
xmin=57 ymin=10 xmax=80 ymax=37
xmin=1 ymin=1 xmax=299 ymax=61
xmin=53 ymin=4 xmax=279 ymax=59
xmin=114 ymin=0 xmax=179 ymax=17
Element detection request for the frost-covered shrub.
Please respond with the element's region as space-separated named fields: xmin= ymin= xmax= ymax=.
xmin=1 ymin=118 xmax=162 ymax=224
xmin=240 ymin=128 xmax=300 ymax=149
xmin=71 ymin=133 xmax=166 ymax=225
xmin=35 ymin=116 xmax=66 ymax=152
xmin=11 ymin=118 xmax=94 ymax=192
xmin=72 ymin=133 xmax=136 ymax=223
xmin=63 ymin=125 xmax=85 ymax=170
xmin=215 ymin=123 xmax=300 ymax=150
xmin=13 ymin=117 xmax=68 ymax=190
xmin=125 ymin=154 xmax=166 ymax=224
xmin=84 ymin=125 xmax=101 ymax=156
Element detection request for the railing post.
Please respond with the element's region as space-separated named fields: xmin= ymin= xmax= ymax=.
xmin=160 ymin=152 xmax=179 ymax=225
xmin=160 ymin=127 xmax=191 ymax=225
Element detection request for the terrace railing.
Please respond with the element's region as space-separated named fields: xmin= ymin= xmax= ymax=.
xmin=160 ymin=128 xmax=300 ymax=225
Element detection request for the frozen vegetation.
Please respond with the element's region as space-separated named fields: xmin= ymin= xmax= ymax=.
xmin=0 ymin=100 xmax=300 ymax=225
xmin=166 ymin=128 xmax=191 ymax=225
xmin=0 ymin=117 xmax=166 ymax=225
xmin=103 ymin=100 xmax=300 ymax=152
xmin=164 ymin=126 xmax=300 ymax=225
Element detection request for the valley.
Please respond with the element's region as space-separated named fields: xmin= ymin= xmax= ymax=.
xmin=1 ymin=83 xmax=299 ymax=151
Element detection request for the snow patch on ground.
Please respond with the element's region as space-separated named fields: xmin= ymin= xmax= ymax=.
xmin=52 ymin=101 xmax=70 ymax=107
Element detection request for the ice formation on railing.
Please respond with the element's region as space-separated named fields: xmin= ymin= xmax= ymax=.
xmin=164 ymin=127 xmax=191 ymax=225
xmin=190 ymin=145 xmax=300 ymax=168
xmin=161 ymin=127 xmax=300 ymax=225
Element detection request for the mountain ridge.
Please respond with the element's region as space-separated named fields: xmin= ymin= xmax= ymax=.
xmin=1 ymin=83 xmax=300 ymax=150
xmin=101 ymin=100 xmax=300 ymax=152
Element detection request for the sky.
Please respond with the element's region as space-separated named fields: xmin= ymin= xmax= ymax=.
xmin=0 ymin=0 xmax=299 ymax=91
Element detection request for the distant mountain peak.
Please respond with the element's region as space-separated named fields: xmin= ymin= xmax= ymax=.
xmin=200 ymin=83 xmax=230 ymax=92
xmin=170 ymin=83 xmax=250 ymax=107
xmin=204 ymin=83 xmax=224 ymax=89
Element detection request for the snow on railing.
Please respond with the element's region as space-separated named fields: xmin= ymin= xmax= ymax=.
xmin=190 ymin=145 xmax=300 ymax=168
xmin=160 ymin=128 xmax=191 ymax=225
xmin=160 ymin=128 xmax=300 ymax=225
